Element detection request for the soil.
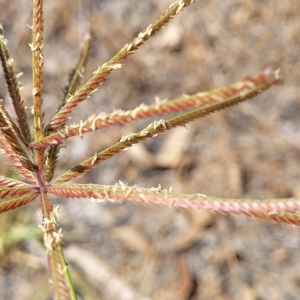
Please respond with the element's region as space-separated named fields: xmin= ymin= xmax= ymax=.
xmin=0 ymin=1 xmax=300 ymax=299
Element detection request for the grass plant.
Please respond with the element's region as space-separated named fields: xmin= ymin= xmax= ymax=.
xmin=0 ymin=0 xmax=292 ymax=299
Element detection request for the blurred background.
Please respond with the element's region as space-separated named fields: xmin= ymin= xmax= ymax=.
xmin=0 ymin=0 xmax=300 ymax=299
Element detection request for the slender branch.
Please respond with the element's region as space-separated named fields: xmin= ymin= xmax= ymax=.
xmin=48 ymin=183 xmax=300 ymax=225
xmin=53 ymin=68 xmax=279 ymax=184
xmin=45 ymin=0 xmax=196 ymax=133
xmin=0 ymin=26 xmax=31 ymax=144
xmin=31 ymin=68 xmax=276 ymax=149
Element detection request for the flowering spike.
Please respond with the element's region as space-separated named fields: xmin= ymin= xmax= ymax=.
xmin=0 ymin=101 xmax=36 ymax=172
xmin=53 ymin=68 xmax=279 ymax=185
xmin=0 ymin=176 xmax=31 ymax=187
xmin=45 ymin=0 xmax=196 ymax=133
xmin=32 ymin=0 xmax=44 ymax=141
xmin=0 ymin=194 xmax=37 ymax=213
xmin=61 ymin=34 xmax=92 ymax=108
xmin=31 ymin=68 xmax=278 ymax=149
xmin=45 ymin=35 xmax=92 ymax=183
xmin=0 ymin=186 xmax=35 ymax=199
xmin=0 ymin=136 xmax=37 ymax=184
xmin=0 ymin=26 xmax=32 ymax=144
xmin=48 ymin=183 xmax=300 ymax=225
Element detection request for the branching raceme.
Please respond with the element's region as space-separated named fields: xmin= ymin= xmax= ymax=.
xmin=0 ymin=0 xmax=289 ymax=299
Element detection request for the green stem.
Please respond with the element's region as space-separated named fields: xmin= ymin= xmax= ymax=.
xmin=59 ymin=244 xmax=78 ymax=300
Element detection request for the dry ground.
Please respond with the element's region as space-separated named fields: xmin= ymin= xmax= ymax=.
xmin=0 ymin=1 xmax=300 ymax=299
